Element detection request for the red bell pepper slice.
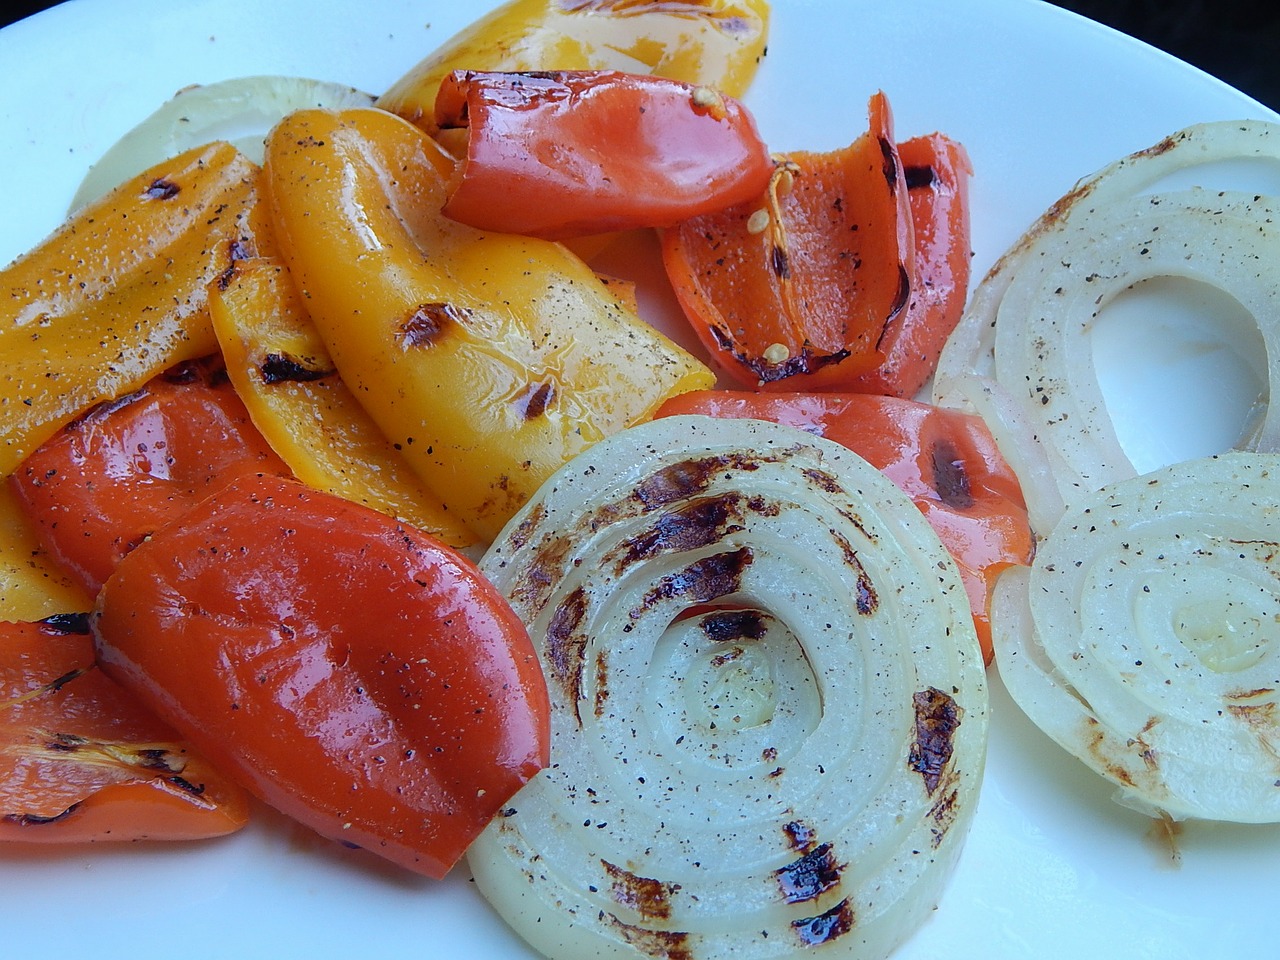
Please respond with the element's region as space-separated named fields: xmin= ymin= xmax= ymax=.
xmin=844 ymin=132 xmax=973 ymax=397
xmin=656 ymin=390 xmax=1035 ymax=663
xmin=91 ymin=472 xmax=551 ymax=879
xmin=661 ymin=91 xmax=972 ymax=395
xmin=11 ymin=357 xmax=290 ymax=597
xmin=435 ymin=69 xmax=776 ymax=239
xmin=1 ymin=614 xmax=250 ymax=842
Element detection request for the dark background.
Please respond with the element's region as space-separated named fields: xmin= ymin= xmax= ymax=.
xmin=1 ymin=0 xmax=1277 ymax=109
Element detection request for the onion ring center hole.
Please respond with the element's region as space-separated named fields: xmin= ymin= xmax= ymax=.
xmin=646 ymin=605 xmax=822 ymax=771
xmin=1091 ymin=276 xmax=1267 ymax=473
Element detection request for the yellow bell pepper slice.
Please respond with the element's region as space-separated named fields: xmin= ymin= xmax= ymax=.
xmin=378 ymin=0 xmax=770 ymax=133
xmin=0 ymin=141 xmax=266 ymax=477
xmin=263 ymin=107 xmax=714 ymax=540
xmin=209 ymin=256 xmax=477 ymax=549
xmin=0 ymin=483 xmax=92 ymax=621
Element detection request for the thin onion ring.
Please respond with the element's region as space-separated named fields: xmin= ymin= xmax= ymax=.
xmin=992 ymin=451 xmax=1280 ymax=822
xmin=933 ymin=120 xmax=1280 ymax=529
xmin=469 ymin=415 xmax=987 ymax=960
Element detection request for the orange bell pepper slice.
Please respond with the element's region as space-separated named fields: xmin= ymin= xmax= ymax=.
xmin=0 ymin=141 xmax=267 ymax=477
xmin=661 ymin=91 xmax=915 ymax=390
xmin=0 ymin=614 xmax=250 ymax=843
xmin=377 ymin=0 xmax=771 ymax=133
xmin=92 ymin=472 xmax=550 ymax=878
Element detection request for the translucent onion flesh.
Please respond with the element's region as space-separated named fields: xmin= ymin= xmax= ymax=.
xmin=932 ymin=120 xmax=1280 ymax=530
xmin=469 ymin=415 xmax=988 ymax=960
xmin=993 ymin=451 xmax=1280 ymax=822
xmin=69 ymin=75 xmax=374 ymax=213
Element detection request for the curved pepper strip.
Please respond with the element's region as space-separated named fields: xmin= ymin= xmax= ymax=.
xmin=377 ymin=0 xmax=770 ymax=134
xmin=1 ymin=614 xmax=250 ymax=843
xmin=434 ymin=69 xmax=775 ymax=240
xmin=92 ymin=472 xmax=550 ymax=878
xmin=263 ymin=107 xmax=714 ymax=541
xmin=843 ymin=132 xmax=973 ymax=397
xmin=0 ymin=141 xmax=268 ymax=477
xmin=655 ymin=390 xmax=1035 ymax=663
xmin=209 ymin=256 xmax=476 ymax=549
xmin=660 ymin=91 xmax=916 ymax=390
xmin=11 ymin=358 xmax=291 ymax=597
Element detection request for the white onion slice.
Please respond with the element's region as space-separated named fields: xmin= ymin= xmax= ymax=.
xmin=69 ymin=75 xmax=374 ymax=212
xmin=469 ymin=415 xmax=987 ymax=960
xmin=993 ymin=450 xmax=1280 ymax=822
xmin=933 ymin=120 xmax=1280 ymax=529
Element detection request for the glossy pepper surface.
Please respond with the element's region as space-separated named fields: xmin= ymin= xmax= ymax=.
xmin=91 ymin=472 xmax=550 ymax=879
xmin=11 ymin=358 xmax=290 ymax=597
xmin=661 ymin=91 xmax=918 ymax=389
xmin=0 ymin=141 xmax=267 ymax=477
xmin=434 ymin=69 xmax=775 ymax=240
xmin=209 ymin=256 xmax=475 ymax=549
xmin=377 ymin=0 xmax=770 ymax=133
xmin=1 ymin=614 xmax=250 ymax=843
xmin=263 ymin=106 xmax=713 ymax=541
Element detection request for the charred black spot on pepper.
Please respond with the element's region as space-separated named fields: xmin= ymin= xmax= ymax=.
xmin=516 ymin=381 xmax=556 ymax=420
xmin=771 ymin=243 xmax=791 ymax=279
xmin=398 ymin=302 xmax=468 ymax=347
xmin=904 ymin=163 xmax=937 ymax=190
xmin=259 ymin=353 xmax=336 ymax=385
xmin=877 ymin=136 xmax=898 ymax=189
xmin=602 ymin=859 xmax=681 ymax=920
xmin=701 ymin=608 xmax=767 ymax=643
xmin=930 ymin=438 xmax=975 ymax=509
xmin=38 ymin=612 xmax=91 ymax=635
xmin=909 ymin=687 xmax=962 ymax=795
xmin=143 ymin=178 xmax=181 ymax=200
xmin=638 ymin=547 xmax=754 ymax=610
xmin=46 ymin=733 xmax=88 ymax=752
xmin=168 ymin=775 xmax=207 ymax=797
xmin=43 ymin=666 xmax=92 ymax=696
xmin=792 ymin=898 xmax=855 ymax=945
xmin=3 ymin=803 xmax=81 ymax=826
xmin=776 ymin=842 xmax=841 ymax=904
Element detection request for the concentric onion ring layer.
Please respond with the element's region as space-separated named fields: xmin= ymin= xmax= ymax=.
xmin=471 ymin=415 xmax=987 ymax=960
xmin=993 ymin=451 xmax=1280 ymax=822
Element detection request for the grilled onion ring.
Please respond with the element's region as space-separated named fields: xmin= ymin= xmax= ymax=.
xmin=933 ymin=120 xmax=1280 ymax=527
xmin=993 ymin=451 xmax=1280 ymax=822
xmin=469 ymin=415 xmax=987 ymax=960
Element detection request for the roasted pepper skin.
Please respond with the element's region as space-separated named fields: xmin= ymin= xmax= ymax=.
xmin=11 ymin=358 xmax=290 ymax=597
xmin=263 ymin=107 xmax=713 ymax=540
xmin=661 ymin=92 xmax=917 ymax=390
xmin=91 ymin=472 xmax=550 ymax=878
xmin=0 ymin=141 xmax=268 ymax=477
xmin=378 ymin=0 xmax=770 ymax=133
xmin=0 ymin=614 xmax=251 ymax=843
xmin=434 ymin=70 xmax=776 ymax=240
xmin=209 ymin=256 xmax=476 ymax=548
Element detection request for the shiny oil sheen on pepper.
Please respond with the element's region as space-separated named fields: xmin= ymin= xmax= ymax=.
xmin=263 ymin=106 xmax=714 ymax=541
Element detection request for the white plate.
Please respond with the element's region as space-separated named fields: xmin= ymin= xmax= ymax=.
xmin=2 ymin=1 xmax=1279 ymax=958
